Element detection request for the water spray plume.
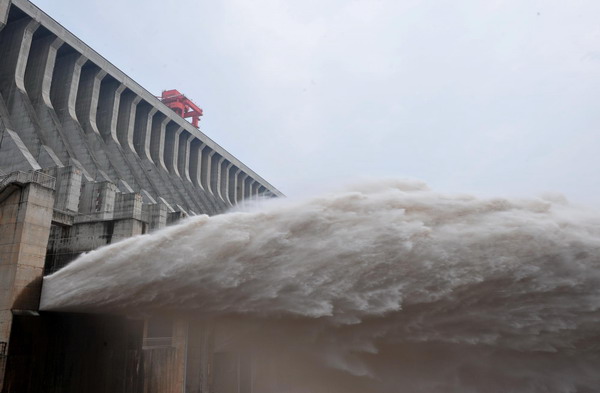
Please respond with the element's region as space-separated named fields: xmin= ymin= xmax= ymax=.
xmin=41 ymin=180 xmax=600 ymax=392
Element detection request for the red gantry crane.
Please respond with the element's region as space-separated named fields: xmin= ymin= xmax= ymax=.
xmin=160 ymin=89 xmax=204 ymax=128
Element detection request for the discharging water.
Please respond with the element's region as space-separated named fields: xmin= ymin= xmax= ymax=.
xmin=41 ymin=180 xmax=600 ymax=392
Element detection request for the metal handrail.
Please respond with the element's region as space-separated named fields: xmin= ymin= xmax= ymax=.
xmin=0 ymin=170 xmax=56 ymax=192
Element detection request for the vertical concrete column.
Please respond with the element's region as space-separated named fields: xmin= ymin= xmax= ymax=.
xmin=209 ymin=151 xmax=225 ymax=203
xmin=92 ymin=84 xmax=160 ymax=193
xmin=246 ymin=180 xmax=255 ymax=199
xmin=76 ymin=66 xmax=106 ymax=136
xmin=23 ymin=35 xmax=62 ymax=109
xmin=244 ymin=177 xmax=255 ymax=199
xmin=162 ymin=122 xmax=204 ymax=211
xmin=23 ymin=34 xmax=65 ymax=168
xmin=0 ymin=181 xmax=54 ymax=390
xmin=178 ymin=131 xmax=192 ymax=183
xmin=51 ymin=51 xmax=108 ymax=181
xmin=163 ymin=124 xmax=182 ymax=177
xmin=117 ymin=92 xmax=142 ymax=153
xmin=185 ymin=321 xmax=214 ymax=393
xmin=148 ymin=115 xmax=199 ymax=211
xmin=112 ymin=215 xmax=145 ymax=242
xmin=200 ymin=147 xmax=213 ymax=194
xmin=77 ymin=181 xmax=117 ymax=222
xmin=257 ymin=185 xmax=267 ymax=198
xmin=40 ymin=165 xmax=82 ymax=213
xmin=0 ymin=17 xmax=39 ymax=106
xmin=96 ymin=78 xmax=125 ymax=145
xmin=32 ymin=37 xmax=62 ymax=113
xmin=172 ymin=319 xmax=188 ymax=393
xmin=228 ymin=167 xmax=241 ymax=205
xmin=134 ymin=106 xmax=157 ymax=162
xmin=236 ymin=172 xmax=248 ymax=203
xmin=188 ymin=140 xmax=219 ymax=214
xmin=74 ymin=65 xmax=126 ymax=184
xmin=178 ymin=139 xmax=228 ymax=214
xmin=129 ymin=104 xmax=168 ymax=197
xmin=25 ymin=35 xmax=85 ymax=175
xmin=220 ymin=160 xmax=233 ymax=206
xmin=53 ymin=166 xmax=82 ymax=212
xmin=137 ymin=111 xmax=185 ymax=208
xmin=141 ymin=318 xmax=189 ymax=393
xmin=189 ymin=140 xmax=205 ymax=189
xmin=200 ymin=144 xmax=212 ymax=191
xmin=77 ymin=66 xmax=145 ymax=192
xmin=142 ymin=202 xmax=168 ymax=232
xmin=250 ymin=181 xmax=260 ymax=198
xmin=50 ymin=52 xmax=87 ymax=128
xmin=166 ymin=127 xmax=208 ymax=213
xmin=0 ymin=17 xmax=44 ymax=170
xmin=199 ymin=147 xmax=229 ymax=212
xmin=214 ymin=156 xmax=227 ymax=203
xmin=113 ymin=94 xmax=165 ymax=198
xmin=150 ymin=114 xmax=169 ymax=171
xmin=113 ymin=192 xmax=143 ymax=221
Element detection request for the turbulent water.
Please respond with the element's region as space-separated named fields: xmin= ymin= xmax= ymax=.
xmin=41 ymin=180 xmax=600 ymax=392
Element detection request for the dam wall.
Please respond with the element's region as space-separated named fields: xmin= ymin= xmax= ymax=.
xmin=0 ymin=0 xmax=282 ymax=391
xmin=0 ymin=171 xmax=204 ymax=393
xmin=0 ymin=0 xmax=282 ymax=217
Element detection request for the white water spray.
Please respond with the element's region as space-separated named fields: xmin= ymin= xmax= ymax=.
xmin=41 ymin=180 xmax=600 ymax=392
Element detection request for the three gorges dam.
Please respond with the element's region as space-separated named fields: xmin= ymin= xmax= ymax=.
xmin=0 ymin=0 xmax=282 ymax=392
xmin=3 ymin=1 xmax=600 ymax=393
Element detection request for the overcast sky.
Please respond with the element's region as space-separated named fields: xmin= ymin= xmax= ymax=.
xmin=33 ymin=0 xmax=600 ymax=205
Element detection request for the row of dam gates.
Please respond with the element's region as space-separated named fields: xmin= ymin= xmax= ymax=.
xmin=0 ymin=0 xmax=283 ymax=392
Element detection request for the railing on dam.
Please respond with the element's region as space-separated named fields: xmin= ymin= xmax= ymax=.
xmin=0 ymin=170 xmax=56 ymax=192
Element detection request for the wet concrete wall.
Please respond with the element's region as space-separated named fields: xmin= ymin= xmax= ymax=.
xmin=3 ymin=312 xmax=144 ymax=393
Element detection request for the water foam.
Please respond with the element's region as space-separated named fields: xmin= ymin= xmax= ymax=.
xmin=41 ymin=180 xmax=600 ymax=392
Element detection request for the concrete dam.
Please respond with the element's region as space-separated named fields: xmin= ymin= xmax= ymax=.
xmin=2 ymin=1 xmax=600 ymax=392
xmin=0 ymin=0 xmax=282 ymax=391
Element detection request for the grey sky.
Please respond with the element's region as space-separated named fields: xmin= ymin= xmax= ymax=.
xmin=33 ymin=0 xmax=600 ymax=205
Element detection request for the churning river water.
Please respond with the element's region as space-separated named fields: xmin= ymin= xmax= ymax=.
xmin=41 ymin=180 xmax=600 ymax=392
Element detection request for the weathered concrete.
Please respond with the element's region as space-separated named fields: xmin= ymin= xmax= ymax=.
xmin=3 ymin=313 xmax=145 ymax=393
xmin=23 ymin=33 xmax=64 ymax=168
xmin=0 ymin=18 xmax=43 ymax=164
xmin=77 ymin=180 xmax=117 ymax=222
xmin=185 ymin=321 xmax=214 ymax=393
xmin=27 ymin=33 xmax=91 ymax=178
xmin=142 ymin=318 xmax=189 ymax=393
xmin=0 ymin=1 xmax=9 ymax=33
xmin=142 ymin=200 xmax=168 ymax=232
xmin=0 ymin=0 xmax=281 ymax=215
xmin=41 ymin=165 xmax=81 ymax=213
xmin=0 ymin=0 xmax=283 ymax=392
xmin=0 ymin=174 xmax=55 ymax=387
xmin=0 ymin=127 xmax=41 ymax=173
xmin=229 ymin=167 xmax=241 ymax=205
xmin=75 ymin=66 xmax=122 ymax=182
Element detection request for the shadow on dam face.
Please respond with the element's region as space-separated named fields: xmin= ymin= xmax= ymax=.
xmin=3 ymin=312 xmax=145 ymax=393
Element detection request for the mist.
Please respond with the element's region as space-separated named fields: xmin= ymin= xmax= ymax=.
xmin=41 ymin=180 xmax=600 ymax=392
